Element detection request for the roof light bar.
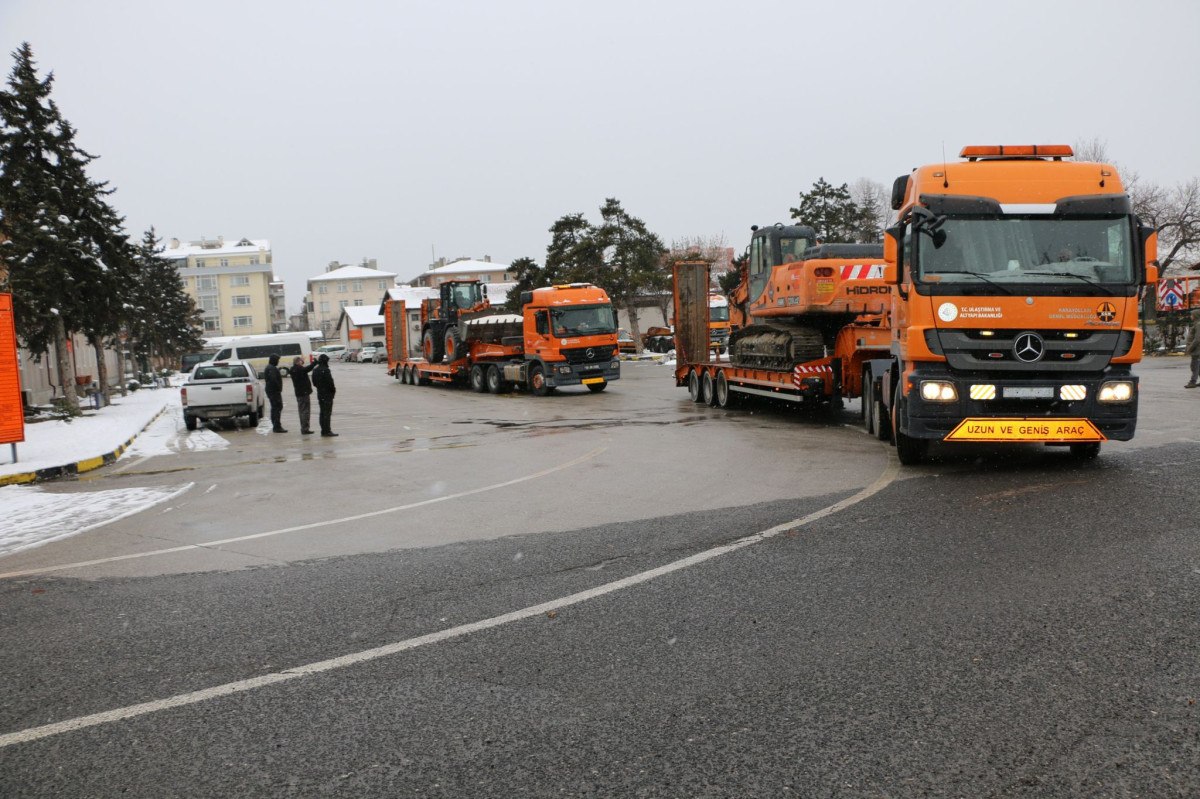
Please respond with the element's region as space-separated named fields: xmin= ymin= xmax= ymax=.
xmin=959 ymin=145 xmax=1074 ymax=160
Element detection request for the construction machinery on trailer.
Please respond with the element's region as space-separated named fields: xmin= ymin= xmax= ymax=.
xmin=674 ymin=144 xmax=1158 ymax=464
xmin=384 ymin=281 xmax=621 ymax=395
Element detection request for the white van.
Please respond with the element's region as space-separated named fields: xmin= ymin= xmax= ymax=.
xmin=316 ymin=344 xmax=347 ymax=360
xmin=211 ymin=333 xmax=313 ymax=377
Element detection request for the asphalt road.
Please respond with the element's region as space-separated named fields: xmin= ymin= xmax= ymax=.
xmin=1 ymin=357 xmax=1198 ymax=797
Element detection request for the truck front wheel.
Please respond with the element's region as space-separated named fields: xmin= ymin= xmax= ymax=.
xmin=1069 ymin=442 xmax=1101 ymax=460
xmin=587 ymin=382 xmax=607 ymax=393
xmin=892 ymin=385 xmax=926 ymax=465
xmin=530 ymin=364 xmax=551 ymax=397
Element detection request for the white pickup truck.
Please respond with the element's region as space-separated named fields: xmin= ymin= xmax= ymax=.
xmin=181 ymin=360 xmax=266 ymax=431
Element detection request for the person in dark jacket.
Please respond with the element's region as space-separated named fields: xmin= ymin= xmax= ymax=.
xmin=289 ymin=356 xmax=316 ymax=434
xmin=311 ymin=353 xmax=338 ymax=436
xmin=263 ymin=354 xmax=287 ymax=433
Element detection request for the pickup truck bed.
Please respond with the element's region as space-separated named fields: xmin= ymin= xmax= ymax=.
xmin=181 ymin=360 xmax=265 ymax=430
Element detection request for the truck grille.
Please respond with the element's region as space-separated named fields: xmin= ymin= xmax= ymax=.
xmin=562 ymin=345 xmax=615 ymax=364
xmin=927 ymin=329 xmax=1127 ymax=373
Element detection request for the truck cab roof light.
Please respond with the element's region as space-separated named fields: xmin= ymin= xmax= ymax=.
xmin=960 ymin=144 xmax=1073 ymax=160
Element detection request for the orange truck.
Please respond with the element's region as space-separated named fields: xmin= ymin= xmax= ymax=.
xmin=675 ymin=144 xmax=1158 ymax=465
xmin=867 ymin=144 xmax=1157 ymax=463
xmin=385 ymin=281 xmax=621 ymax=395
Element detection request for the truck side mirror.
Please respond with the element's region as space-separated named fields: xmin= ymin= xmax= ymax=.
xmin=1140 ymin=225 xmax=1158 ymax=284
xmin=1145 ymin=263 xmax=1159 ymax=284
xmin=883 ymin=224 xmax=904 ymax=283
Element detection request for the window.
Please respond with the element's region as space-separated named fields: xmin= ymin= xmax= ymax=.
xmin=372 ymin=326 xmax=385 ymax=337
xmin=233 ymin=316 xmax=253 ymax=328
xmin=203 ymin=319 xmax=220 ymax=332
xmin=194 ymin=364 xmax=250 ymax=380
xmin=378 ymin=280 xmax=387 ymax=290
xmin=199 ymin=297 xmax=219 ymax=312
xmin=354 ymin=299 xmax=363 ymax=307
xmin=220 ymin=258 xmax=229 ymax=267
xmin=196 ymin=259 xmax=206 ymax=268
xmin=232 ymin=295 xmax=251 ymax=306
xmin=197 ymin=276 xmax=217 ymax=290
xmin=352 ymin=281 xmax=363 ymax=291
xmin=339 ymin=300 xmax=348 ymax=309
xmin=250 ymin=257 xmax=259 ymax=265
xmin=319 ymin=301 xmax=330 ymax=312
xmin=318 ymin=284 xmax=328 ymax=294
xmin=337 ymin=282 xmax=347 ymax=293
xmin=231 ymin=275 xmax=250 ymax=286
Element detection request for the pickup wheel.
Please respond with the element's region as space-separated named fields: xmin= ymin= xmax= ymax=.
xmin=247 ymin=407 xmax=260 ymax=427
xmin=185 ymin=414 xmax=197 ymax=431
xmin=530 ymin=364 xmax=551 ymax=397
xmin=470 ymin=364 xmax=487 ymax=392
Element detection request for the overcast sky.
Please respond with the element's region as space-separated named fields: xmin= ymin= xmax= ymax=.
xmin=3 ymin=0 xmax=1198 ymax=311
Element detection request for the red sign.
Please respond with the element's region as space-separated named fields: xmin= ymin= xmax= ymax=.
xmin=0 ymin=293 xmax=25 ymax=445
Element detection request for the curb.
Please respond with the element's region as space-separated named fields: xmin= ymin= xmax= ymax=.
xmin=0 ymin=406 xmax=168 ymax=487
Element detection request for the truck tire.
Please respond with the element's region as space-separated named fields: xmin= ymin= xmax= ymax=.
xmin=587 ymin=382 xmax=607 ymax=393
xmin=486 ymin=365 xmax=506 ymax=394
xmin=444 ymin=326 xmax=460 ymax=362
xmin=688 ymin=370 xmax=703 ymax=402
xmin=701 ymin=371 xmax=716 ymax=406
xmin=715 ymin=370 xmax=734 ymax=409
xmin=892 ymin=384 xmax=926 ymax=465
xmin=470 ymin=364 xmax=487 ymax=392
xmin=185 ymin=414 xmax=197 ymax=431
xmin=530 ymin=364 xmax=551 ymax=397
xmin=861 ymin=367 xmax=872 ymax=429
xmin=873 ymin=380 xmax=890 ymax=442
xmin=422 ymin=328 xmax=444 ymax=364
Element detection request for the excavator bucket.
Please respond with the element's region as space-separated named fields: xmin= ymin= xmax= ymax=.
xmin=673 ymin=261 xmax=710 ymax=366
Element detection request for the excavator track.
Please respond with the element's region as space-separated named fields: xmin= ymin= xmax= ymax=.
xmin=730 ymin=323 xmax=825 ymax=370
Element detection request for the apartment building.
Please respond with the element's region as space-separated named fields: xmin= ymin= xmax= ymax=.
xmin=164 ymin=236 xmax=278 ymax=336
xmin=306 ymin=260 xmax=397 ymax=340
xmin=409 ymin=256 xmax=513 ymax=287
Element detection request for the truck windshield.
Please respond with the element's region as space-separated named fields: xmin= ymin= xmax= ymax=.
xmin=917 ymin=216 xmax=1135 ymax=285
xmin=709 ymin=305 xmax=730 ymax=322
xmin=551 ymin=304 xmax=616 ymax=336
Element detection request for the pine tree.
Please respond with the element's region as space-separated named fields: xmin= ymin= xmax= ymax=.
xmin=128 ymin=228 xmax=203 ymax=369
xmin=789 ymin=178 xmax=861 ymax=242
xmin=504 ymin=256 xmax=545 ymax=312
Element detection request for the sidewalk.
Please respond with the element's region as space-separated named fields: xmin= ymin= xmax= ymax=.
xmin=0 ymin=385 xmax=178 ymax=486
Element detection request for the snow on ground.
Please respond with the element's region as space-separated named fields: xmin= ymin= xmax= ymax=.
xmin=123 ymin=404 xmax=230 ymax=458
xmin=0 ymin=387 xmax=179 ymax=478
xmin=0 ymin=481 xmax=193 ymax=557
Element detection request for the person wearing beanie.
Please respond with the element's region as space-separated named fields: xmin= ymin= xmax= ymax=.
xmin=311 ymin=353 xmax=338 ymax=436
xmin=263 ymin=354 xmax=287 ymax=433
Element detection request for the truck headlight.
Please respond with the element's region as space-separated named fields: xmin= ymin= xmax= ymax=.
xmin=558 ymin=365 xmax=572 ymax=374
xmin=610 ymin=360 xmax=619 ymax=369
xmin=1098 ymin=380 xmax=1134 ymax=402
xmin=920 ymin=380 xmax=957 ymax=402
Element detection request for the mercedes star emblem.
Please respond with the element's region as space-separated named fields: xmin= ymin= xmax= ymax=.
xmin=585 ymin=348 xmax=595 ymax=360
xmin=1013 ymin=332 xmax=1044 ymax=363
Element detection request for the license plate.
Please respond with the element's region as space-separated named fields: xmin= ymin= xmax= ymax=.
xmin=945 ymin=417 xmax=1106 ymax=443
xmin=1003 ymin=386 xmax=1053 ymax=399
xmin=206 ymin=410 xmax=232 ymax=418
xmin=581 ymin=377 xmax=605 ymax=385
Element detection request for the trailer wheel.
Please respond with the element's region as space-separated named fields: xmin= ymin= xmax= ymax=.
xmin=1069 ymin=442 xmax=1101 ymax=460
xmin=892 ymin=384 xmax=926 ymax=465
xmin=715 ymin=371 xmax=734 ymax=409
xmin=422 ymin=328 xmax=444 ymax=364
xmin=701 ymin=371 xmax=716 ymax=406
xmin=687 ymin=370 xmax=703 ymax=402
xmin=184 ymin=414 xmax=197 ymax=431
xmin=873 ymin=380 xmax=890 ymax=442
xmin=470 ymin=364 xmax=487 ymax=392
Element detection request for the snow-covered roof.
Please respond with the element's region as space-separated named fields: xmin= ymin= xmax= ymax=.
xmin=338 ymin=306 xmax=385 ymax=329
xmin=379 ymin=285 xmax=438 ymax=313
xmin=424 ymin=259 xmax=510 ymax=275
xmin=309 ymin=265 xmax=398 ymax=282
xmin=162 ymin=237 xmax=269 ymax=259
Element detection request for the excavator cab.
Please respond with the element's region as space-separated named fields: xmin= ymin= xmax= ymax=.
xmin=746 ymin=223 xmax=817 ymax=306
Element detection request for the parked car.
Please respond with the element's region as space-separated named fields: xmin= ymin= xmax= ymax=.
xmin=316 ymin=344 xmax=347 ymax=360
xmin=616 ymin=328 xmax=638 ymax=355
xmin=359 ymin=346 xmax=381 ymax=363
xmin=181 ymin=360 xmax=265 ymax=431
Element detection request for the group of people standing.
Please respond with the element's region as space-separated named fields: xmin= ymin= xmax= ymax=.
xmin=263 ymin=353 xmax=338 ymax=436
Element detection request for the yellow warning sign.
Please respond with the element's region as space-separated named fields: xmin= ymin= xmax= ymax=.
xmin=945 ymin=417 xmax=1106 ymax=443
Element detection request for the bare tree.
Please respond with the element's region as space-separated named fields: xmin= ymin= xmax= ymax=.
xmin=849 ymin=178 xmax=891 ymax=242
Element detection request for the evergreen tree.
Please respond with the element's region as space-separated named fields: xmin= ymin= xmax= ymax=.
xmin=544 ymin=212 xmax=595 ymax=284
xmin=789 ymin=177 xmax=861 ymax=242
xmin=128 ymin=228 xmax=203 ymax=368
xmin=504 ymin=256 xmax=545 ymax=312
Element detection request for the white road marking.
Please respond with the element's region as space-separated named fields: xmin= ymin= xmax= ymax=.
xmin=0 ymin=447 xmax=608 ymax=580
xmin=0 ymin=461 xmax=899 ymax=748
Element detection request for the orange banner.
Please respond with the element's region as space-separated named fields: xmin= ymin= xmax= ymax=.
xmin=0 ymin=293 xmax=26 ymax=445
xmin=348 ymin=329 xmax=362 ymax=341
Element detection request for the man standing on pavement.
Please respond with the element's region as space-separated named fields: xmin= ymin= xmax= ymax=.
xmin=1185 ymin=309 xmax=1200 ymax=388
xmin=312 ymin=353 xmax=338 ymax=436
xmin=264 ymin=354 xmax=287 ymax=433
xmin=289 ymin=356 xmax=316 ymax=434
